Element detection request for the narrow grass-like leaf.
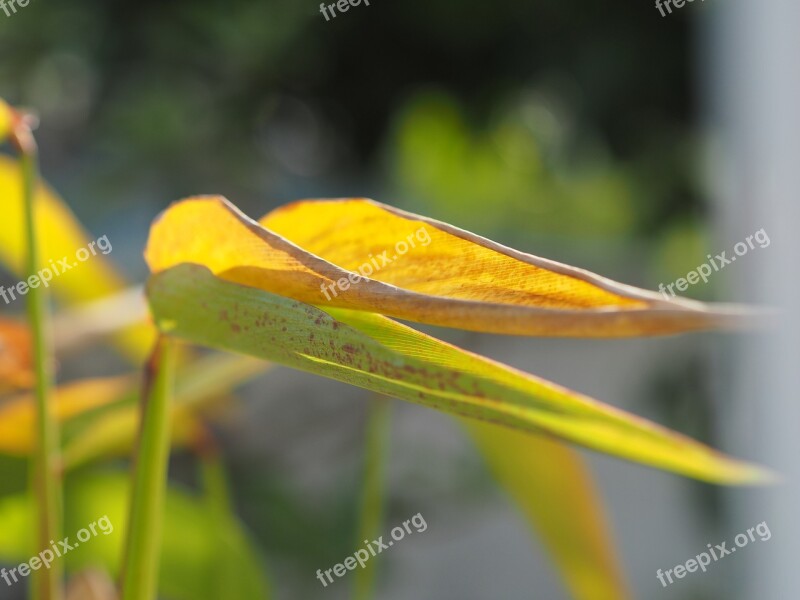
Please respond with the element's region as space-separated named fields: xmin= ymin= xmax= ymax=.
xmin=146 ymin=264 xmax=770 ymax=484
xmin=0 ymin=376 xmax=132 ymax=455
xmin=0 ymin=156 xmax=127 ymax=302
xmin=0 ymin=353 xmax=268 ymax=466
xmin=61 ymin=353 xmax=269 ymax=468
xmin=465 ymin=421 xmax=629 ymax=600
xmin=17 ymin=127 xmax=63 ymax=600
xmin=199 ymin=443 xmax=273 ymax=599
xmin=121 ymin=337 xmax=175 ymax=600
xmin=0 ymin=156 xmax=154 ymax=360
xmin=353 ymin=398 xmax=391 ymax=600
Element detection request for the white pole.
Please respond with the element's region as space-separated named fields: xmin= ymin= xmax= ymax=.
xmin=707 ymin=0 xmax=800 ymax=598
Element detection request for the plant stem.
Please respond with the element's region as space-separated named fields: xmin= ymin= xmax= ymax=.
xmin=353 ymin=397 xmax=391 ymax=600
xmin=198 ymin=437 xmax=236 ymax=598
xmin=199 ymin=440 xmax=232 ymax=517
xmin=121 ymin=336 xmax=176 ymax=600
xmin=18 ymin=127 xmax=63 ymax=600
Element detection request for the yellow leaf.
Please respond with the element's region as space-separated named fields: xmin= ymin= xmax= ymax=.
xmin=0 ymin=345 xmax=267 ymax=464
xmin=0 ymin=376 xmax=131 ymax=454
xmin=60 ymin=401 xmax=203 ymax=468
xmin=0 ymin=156 xmax=124 ymax=302
xmin=0 ymin=318 xmax=33 ymax=390
xmin=465 ymin=421 xmax=630 ymax=600
xmin=0 ymin=99 xmax=13 ymax=144
xmin=0 ymin=156 xmax=154 ymax=359
xmin=145 ymin=196 xmax=760 ymax=337
xmin=61 ymin=352 xmax=269 ymax=468
xmin=0 ymin=370 xmax=216 ymax=462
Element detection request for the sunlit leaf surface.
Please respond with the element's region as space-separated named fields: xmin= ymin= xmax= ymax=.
xmin=0 ymin=156 xmax=154 ymax=359
xmin=145 ymin=196 xmax=759 ymax=337
xmin=0 ymin=350 xmax=268 ymax=466
xmin=0 ymin=157 xmax=125 ymax=301
xmin=0 ymin=376 xmax=131 ymax=454
xmin=60 ymin=353 xmax=268 ymax=468
xmin=146 ymin=264 xmax=770 ymax=483
xmin=0 ymin=99 xmax=12 ymax=144
xmin=0 ymin=318 xmax=33 ymax=390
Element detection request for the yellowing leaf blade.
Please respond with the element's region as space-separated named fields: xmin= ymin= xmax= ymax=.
xmin=0 ymin=156 xmax=154 ymax=359
xmin=144 ymin=196 xmax=762 ymax=337
xmin=0 ymin=376 xmax=131 ymax=455
xmin=62 ymin=353 xmax=269 ymax=468
xmin=465 ymin=421 xmax=630 ymax=600
xmin=146 ymin=264 xmax=771 ymax=484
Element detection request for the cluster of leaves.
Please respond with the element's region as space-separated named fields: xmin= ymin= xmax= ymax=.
xmin=0 ymin=96 xmax=772 ymax=600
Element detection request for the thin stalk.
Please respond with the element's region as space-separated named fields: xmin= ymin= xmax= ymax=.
xmin=16 ymin=122 xmax=63 ymax=600
xmin=198 ymin=436 xmax=236 ymax=598
xmin=196 ymin=430 xmax=273 ymax=598
xmin=199 ymin=439 xmax=232 ymax=516
xmin=121 ymin=336 xmax=176 ymax=600
xmin=352 ymin=398 xmax=392 ymax=600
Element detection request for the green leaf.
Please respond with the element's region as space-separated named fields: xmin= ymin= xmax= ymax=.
xmin=145 ymin=264 xmax=771 ymax=484
xmin=0 ymin=471 xmax=270 ymax=600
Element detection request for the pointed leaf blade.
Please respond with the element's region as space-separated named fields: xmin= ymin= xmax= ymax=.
xmin=0 ymin=156 xmax=154 ymax=359
xmin=144 ymin=196 xmax=761 ymax=337
xmin=146 ymin=264 xmax=770 ymax=484
xmin=465 ymin=421 xmax=630 ymax=600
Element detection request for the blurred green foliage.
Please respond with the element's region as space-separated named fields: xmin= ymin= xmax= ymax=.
xmin=0 ymin=0 xmax=702 ymax=232
xmin=390 ymin=92 xmax=638 ymax=238
xmin=0 ymin=471 xmax=270 ymax=599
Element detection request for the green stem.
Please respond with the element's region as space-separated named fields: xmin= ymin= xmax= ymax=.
xmin=19 ymin=132 xmax=63 ymax=600
xmin=353 ymin=398 xmax=392 ymax=600
xmin=198 ymin=441 xmax=236 ymax=598
xmin=200 ymin=445 xmax=232 ymax=517
xmin=121 ymin=336 xmax=176 ymax=600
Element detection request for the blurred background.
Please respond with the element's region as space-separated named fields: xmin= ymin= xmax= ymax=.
xmin=1 ymin=0 xmax=796 ymax=599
